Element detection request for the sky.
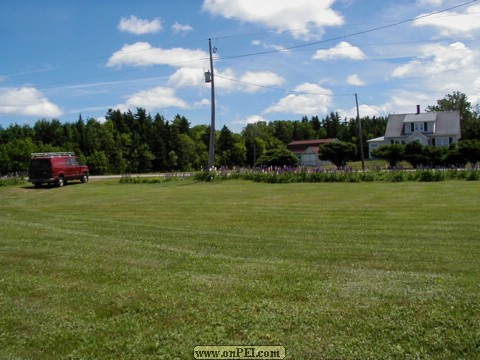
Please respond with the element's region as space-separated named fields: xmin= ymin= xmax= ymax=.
xmin=1 ymin=0 xmax=480 ymax=133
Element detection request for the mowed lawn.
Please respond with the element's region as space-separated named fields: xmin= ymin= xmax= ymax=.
xmin=1 ymin=179 xmax=479 ymax=359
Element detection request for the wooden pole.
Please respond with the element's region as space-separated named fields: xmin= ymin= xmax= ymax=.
xmin=208 ymin=39 xmax=216 ymax=170
xmin=355 ymin=93 xmax=365 ymax=171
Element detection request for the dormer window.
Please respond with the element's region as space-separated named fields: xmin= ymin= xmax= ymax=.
xmin=414 ymin=122 xmax=425 ymax=132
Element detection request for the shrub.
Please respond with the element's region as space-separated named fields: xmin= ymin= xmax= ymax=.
xmin=359 ymin=171 xmax=376 ymax=182
xmin=119 ymin=175 xmax=186 ymax=184
xmin=255 ymin=148 xmax=298 ymax=167
xmin=466 ymin=170 xmax=480 ymax=181
xmin=387 ymin=171 xmax=406 ymax=183
xmin=0 ymin=176 xmax=26 ymax=187
xmin=194 ymin=171 xmax=215 ymax=182
xmin=418 ymin=170 xmax=445 ymax=182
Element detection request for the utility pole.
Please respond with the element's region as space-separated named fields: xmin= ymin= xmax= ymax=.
xmin=207 ymin=38 xmax=216 ymax=170
xmin=355 ymin=93 xmax=365 ymax=171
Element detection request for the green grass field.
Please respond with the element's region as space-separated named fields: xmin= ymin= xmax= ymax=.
xmin=1 ymin=179 xmax=479 ymax=359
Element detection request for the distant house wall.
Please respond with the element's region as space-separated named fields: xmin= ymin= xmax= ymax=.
xmin=367 ymin=136 xmax=388 ymax=159
xmin=301 ymin=148 xmax=319 ymax=167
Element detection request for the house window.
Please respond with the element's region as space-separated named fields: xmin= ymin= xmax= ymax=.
xmin=436 ymin=137 xmax=449 ymax=147
xmin=414 ymin=123 xmax=424 ymax=132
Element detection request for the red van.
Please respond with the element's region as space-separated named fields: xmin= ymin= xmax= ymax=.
xmin=28 ymin=152 xmax=89 ymax=188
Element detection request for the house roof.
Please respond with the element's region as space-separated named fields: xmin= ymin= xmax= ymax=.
xmin=287 ymin=138 xmax=339 ymax=154
xmin=367 ymin=136 xmax=385 ymax=143
xmin=403 ymin=112 xmax=437 ymax=123
xmin=435 ymin=111 xmax=461 ymax=136
xmin=384 ymin=114 xmax=406 ymax=138
xmin=384 ymin=110 xmax=460 ymax=138
xmin=287 ymin=139 xmax=338 ymax=147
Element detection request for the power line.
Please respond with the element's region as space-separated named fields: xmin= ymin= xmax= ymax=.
xmin=4 ymin=0 xmax=477 ymax=79
xmin=2 ymin=0 xmax=477 ymax=92
xmin=214 ymin=74 xmax=352 ymax=97
xmin=217 ymin=0 xmax=478 ymax=61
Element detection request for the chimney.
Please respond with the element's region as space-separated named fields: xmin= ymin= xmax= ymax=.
xmin=416 ymin=105 xmax=420 ymax=114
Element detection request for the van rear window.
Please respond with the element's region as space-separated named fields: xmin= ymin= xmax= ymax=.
xmin=30 ymin=159 xmax=52 ymax=170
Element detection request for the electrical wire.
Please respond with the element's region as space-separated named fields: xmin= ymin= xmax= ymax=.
xmin=217 ymin=0 xmax=479 ymax=61
xmin=1 ymin=0 xmax=478 ymax=104
xmin=214 ymin=74 xmax=352 ymax=97
xmin=3 ymin=0 xmax=477 ymax=79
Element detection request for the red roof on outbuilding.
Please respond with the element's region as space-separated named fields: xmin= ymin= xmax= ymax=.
xmin=287 ymin=139 xmax=338 ymax=153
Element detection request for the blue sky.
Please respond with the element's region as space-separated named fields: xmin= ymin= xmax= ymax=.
xmin=1 ymin=0 xmax=479 ymax=132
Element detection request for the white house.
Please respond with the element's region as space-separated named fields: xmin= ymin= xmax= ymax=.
xmin=368 ymin=106 xmax=461 ymax=158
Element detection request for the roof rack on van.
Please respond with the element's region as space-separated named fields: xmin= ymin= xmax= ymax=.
xmin=31 ymin=152 xmax=75 ymax=158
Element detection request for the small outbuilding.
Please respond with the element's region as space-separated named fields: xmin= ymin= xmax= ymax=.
xmin=287 ymin=139 xmax=339 ymax=167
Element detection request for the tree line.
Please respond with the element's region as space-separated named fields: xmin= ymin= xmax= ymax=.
xmin=1 ymin=92 xmax=479 ymax=175
xmin=0 ymin=109 xmax=387 ymax=175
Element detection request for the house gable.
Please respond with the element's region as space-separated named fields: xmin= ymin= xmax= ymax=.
xmin=406 ymin=131 xmax=429 ymax=146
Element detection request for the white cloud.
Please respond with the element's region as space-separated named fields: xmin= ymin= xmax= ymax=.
xmin=245 ymin=115 xmax=267 ymax=124
xmin=233 ymin=114 xmax=267 ymax=128
xmin=313 ymin=41 xmax=366 ymax=60
xmin=338 ymin=91 xmax=431 ymax=121
xmin=338 ymin=103 xmax=384 ymax=120
xmin=251 ymin=39 xmax=288 ymax=52
xmin=106 ymin=42 xmax=208 ymax=68
xmin=347 ymin=74 xmax=365 ymax=86
xmin=202 ymin=0 xmax=343 ymax=39
xmin=213 ymin=69 xmax=285 ymax=93
xmin=118 ymin=15 xmax=162 ymax=35
xmin=386 ymin=41 xmax=480 ymax=113
xmin=416 ymin=0 xmax=443 ymax=6
xmin=392 ymin=42 xmax=474 ymax=78
xmin=169 ymin=67 xmax=205 ymax=88
xmin=413 ymin=5 xmax=480 ymax=36
xmin=168 ymin=66 xmax=285 ymax=93
xmin=195 ymin=98 xmax=210 ymax=107
xmin=169 ymin=67 xmax=237 ymax=89
xmin=0 ymin=87 xmax=62 ymax=117
xmin=118 ymin=86 xmax=189 ymax=111
xmin=239 ymin=71 xmax=285 ymax=93
xmin=388 ymin=91 xmax=431 ymax=112
xmin=172 ymin=22 xmax=193 ymax=34
xmin=264 ymin=83 xmax=333 ymax=115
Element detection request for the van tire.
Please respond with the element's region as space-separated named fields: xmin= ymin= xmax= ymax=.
xmin=57 ymin=176 xmax=65 ymax=187
xmin=81 ymin=173 xmax=89 ymax=183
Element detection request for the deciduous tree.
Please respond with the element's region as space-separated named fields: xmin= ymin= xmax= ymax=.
xmin=318 ymin=141 xmax=357 ymax=167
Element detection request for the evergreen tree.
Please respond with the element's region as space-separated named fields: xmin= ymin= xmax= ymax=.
xmin=218 ymin=125 xmax=235 ymax=167
xmin=151 ymin=114 xmax=169 ymax=171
